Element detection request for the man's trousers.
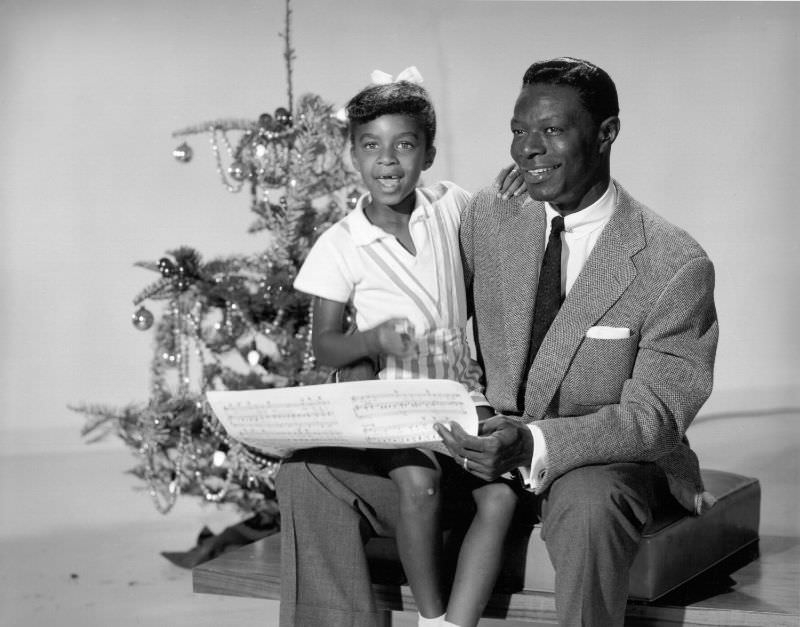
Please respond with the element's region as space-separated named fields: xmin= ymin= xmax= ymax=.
xmin=276 ymin=448 xmax=676 ymax=627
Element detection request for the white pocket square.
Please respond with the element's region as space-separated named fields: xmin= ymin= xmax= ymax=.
xmin=586 ymin=325 xmax=631 ymax=339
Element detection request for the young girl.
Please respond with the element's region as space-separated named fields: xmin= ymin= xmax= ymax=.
xmin=293 ymin=71 xmax=524 ymax=627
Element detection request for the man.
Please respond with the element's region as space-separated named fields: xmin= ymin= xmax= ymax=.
xmin=435 ymin=57 xmax=718 ymax=625
xmin=277 ymin=57 xmax=717 ymax=627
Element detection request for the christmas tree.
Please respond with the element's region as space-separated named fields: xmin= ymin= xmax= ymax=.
xmin=72 ymin=0 xmax=359 ymax=534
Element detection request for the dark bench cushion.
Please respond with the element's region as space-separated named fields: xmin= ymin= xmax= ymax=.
xmin=365 ymin=468 xmax=760 ymax=602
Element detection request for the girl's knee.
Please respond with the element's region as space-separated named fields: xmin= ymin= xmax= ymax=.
xmin=474 ymin=482 xmax=518 ymax=517
xmin=391 ymin=466 xmax=441 ymax=509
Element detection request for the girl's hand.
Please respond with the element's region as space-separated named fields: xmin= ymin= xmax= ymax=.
xmin=495 ymin=164 xmax=526 ymax=200
xmin=372 ymin=317 xmax=416 ymax=358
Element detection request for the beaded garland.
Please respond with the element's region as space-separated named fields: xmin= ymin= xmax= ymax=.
xmin=74 ymin=0 xmax=357 ymax=516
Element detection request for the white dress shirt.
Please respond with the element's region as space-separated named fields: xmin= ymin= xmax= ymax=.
xmin=519 ymin=181 xmax=617 ymax=489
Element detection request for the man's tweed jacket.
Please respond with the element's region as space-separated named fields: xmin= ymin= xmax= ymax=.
xmin=460 ymin=181 xmax=719 ymax=514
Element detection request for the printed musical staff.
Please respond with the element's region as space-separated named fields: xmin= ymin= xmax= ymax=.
xmin=206 ymin=379 xmax=478 ymax=458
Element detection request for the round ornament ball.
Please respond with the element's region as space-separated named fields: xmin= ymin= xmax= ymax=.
xmin=274 ymin=107 xmax=292 ymax=127
xmin=132 ymin=306 xmax=154 ymax=331
xmin=172 ymin=142 xmax=193 ymax=163
xmin=158 ymin=257 xmax=176 ymax=278
xmin=228 ymin=160 xmax=249 ymax=182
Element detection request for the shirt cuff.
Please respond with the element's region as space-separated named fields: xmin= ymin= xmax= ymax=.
xmin=518 ymin=424 xmax=548 ymax=491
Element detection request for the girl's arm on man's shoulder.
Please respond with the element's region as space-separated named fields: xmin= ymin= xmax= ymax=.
xmin=495 ymin=164 xmax=526 ymax=199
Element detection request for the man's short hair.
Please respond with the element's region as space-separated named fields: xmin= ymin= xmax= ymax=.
xmin=522 ymin=57 xmax=619 ymax=126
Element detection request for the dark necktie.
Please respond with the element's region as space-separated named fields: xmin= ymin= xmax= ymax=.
xmin=525 ymin=214 xmax=565 ymax=374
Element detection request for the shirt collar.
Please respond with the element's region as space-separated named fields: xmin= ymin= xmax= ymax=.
xmin=544 ymin=181 xmax=617 ymax=234
xmin=346 ymin=189 xmax=431 ymax=246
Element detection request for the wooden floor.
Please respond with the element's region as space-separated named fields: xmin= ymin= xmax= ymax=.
xmin=0 ymin=442 xmax=274 ymax=627
xmin=194 ymin=410 xmax=800 ymax=626
xmin=2 ymin=410 xmax=798 ymax=627
xmin=194 ymin=526 xmax=798 ymax=626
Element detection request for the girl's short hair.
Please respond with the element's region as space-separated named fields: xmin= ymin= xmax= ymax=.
xmin=345 ymin=81 xmax=436 ymax=149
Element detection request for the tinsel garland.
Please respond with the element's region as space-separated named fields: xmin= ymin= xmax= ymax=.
xmin=71 ymin=174 xmax=347 ymax=514
xmin=71 ymin=0 xmax=363 ymax=531
xmin=72 ymin=95 xmax=360 ymax=515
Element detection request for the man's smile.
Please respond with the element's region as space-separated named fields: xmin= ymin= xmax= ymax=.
xmin=525 ymin=164 xmax=561 ymax=181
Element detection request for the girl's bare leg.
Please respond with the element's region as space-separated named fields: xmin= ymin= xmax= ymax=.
xmin=387 ymin=450 xmax=444 ymax=619
xmin=446 ymin=482 xmax=518 ymax=627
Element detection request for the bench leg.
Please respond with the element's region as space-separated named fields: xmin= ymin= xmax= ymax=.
xmin=378 ymin=610 xmax=392 ymax=626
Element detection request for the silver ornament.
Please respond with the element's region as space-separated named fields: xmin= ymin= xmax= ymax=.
xmin=228 ymin=160 xmax=249 ymax=181
xmin=172 ymin=142 xmax=193 ymax=163
xmin=132 ymin=306 xmax=154 ymax=331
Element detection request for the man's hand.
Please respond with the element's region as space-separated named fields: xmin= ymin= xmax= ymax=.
xmin=434 ymin=415 xmax=533 ymax=481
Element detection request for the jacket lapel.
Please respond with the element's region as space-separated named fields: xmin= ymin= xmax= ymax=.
xmin=499 ymin=196 xmax=547 ymax=387
xmin=522 ymin=183 xmax=646 ymax=420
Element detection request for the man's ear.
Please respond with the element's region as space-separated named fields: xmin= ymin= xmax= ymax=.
xmin=423 ymin=145 xmax=437 ymax=170
xmin=597 ymin=117 xmax=620 ymax=154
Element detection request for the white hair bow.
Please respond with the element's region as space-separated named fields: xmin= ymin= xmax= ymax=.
xmin=370 ymin=66 xmax=424 ymax=85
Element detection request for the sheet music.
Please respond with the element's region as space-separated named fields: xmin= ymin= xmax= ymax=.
xmin=205 ymin=379 xmax=477 ymax=457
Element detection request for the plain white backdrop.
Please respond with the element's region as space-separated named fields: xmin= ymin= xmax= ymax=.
xmin=1 ymin=0 xmax=798 ymax=447
xmin=1 ymin=4 xmax=798 ymax=626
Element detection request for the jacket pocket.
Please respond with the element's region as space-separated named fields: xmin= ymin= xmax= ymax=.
xmin=560 ymin=333 xmax=639 ymax=408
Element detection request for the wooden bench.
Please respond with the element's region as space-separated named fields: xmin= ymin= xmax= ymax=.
xmin=194 ymin=469 xmax=800 ymax=626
